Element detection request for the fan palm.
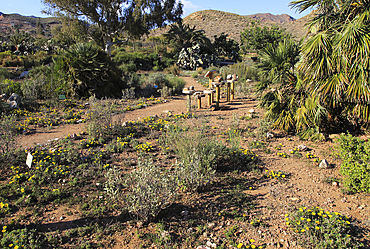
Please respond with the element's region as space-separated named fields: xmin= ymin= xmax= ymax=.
xmin=290 ymin=0 xmax=370 ymax=124
xmin=164 ymin=20 xmax=211 ymax=52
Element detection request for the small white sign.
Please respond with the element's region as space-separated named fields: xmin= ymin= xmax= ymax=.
xmin=26 ymin=152 xmax=33 ymax=168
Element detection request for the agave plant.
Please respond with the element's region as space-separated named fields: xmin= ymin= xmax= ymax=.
xmin=63 ymin=42 xmax=125 ymax=98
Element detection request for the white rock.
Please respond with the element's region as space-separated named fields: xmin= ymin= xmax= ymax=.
xmin=319 ymin=159 xmax=331 ymax=169
xmin=297 ymin=144 xmax=308 ymax=151
xmin=248 ymin=109 xmax=255 ymax=114
xmin=266 ymin=132 xmax=274 ymax=139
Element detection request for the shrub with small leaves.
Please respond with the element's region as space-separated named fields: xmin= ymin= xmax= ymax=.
xmin=285 ymin=206 xmax=363 ymax=248
xmin=124 ymin=158 xmax=178 ymax=222
xmin=335 ymin=133 xmax=370 ymax=193
xmin=176 ymin=149 xmax=215 ymax=192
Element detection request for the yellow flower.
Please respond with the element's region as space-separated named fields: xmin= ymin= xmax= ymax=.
xmin=315 ymin=226 xmax=320 ymax=230
xmin=250 ymin=239 xmax=255 ymax=243
xmin=251 ymin=245 xmax=256 ymax=249
xmin=237 ymin=243 xmax=243 ymax=248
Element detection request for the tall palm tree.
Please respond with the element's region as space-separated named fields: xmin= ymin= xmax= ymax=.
xmin=290 ymin=0 xmax=370 ymax=124
xmin=164 ymin=20 xmax=211 ymax=52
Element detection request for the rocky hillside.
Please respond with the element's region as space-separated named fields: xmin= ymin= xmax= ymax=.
xmin=0 ymin=12 xmax=60 ymax=37
xmin=150 ymin=10 xmax=309 ymax=43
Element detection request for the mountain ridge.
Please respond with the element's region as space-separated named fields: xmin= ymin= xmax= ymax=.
xmin=150 ymin=10 xmax=308 ymax=43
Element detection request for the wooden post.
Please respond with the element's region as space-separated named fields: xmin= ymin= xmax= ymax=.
xmin=227 ymin=81 xmax=231 ymax=102
xmin=193 ymin=92 xmax=205 ymax=109
xmin=203 ymin=89 xmax=215 ymax=106
xmin=215 ymin=84 xmax=220 ymax=109
xmin=231 ymin=81 xmax=235 ymax=100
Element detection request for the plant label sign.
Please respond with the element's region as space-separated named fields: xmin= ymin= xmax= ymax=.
xmin=26 ymin=152 xmax=33 ymax=168
xmin=59 ymin=95 xmax=66 ymax=100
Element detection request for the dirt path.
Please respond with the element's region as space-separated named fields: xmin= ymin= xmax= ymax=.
xmin=16 ymin=77 xmax=207 ymax=148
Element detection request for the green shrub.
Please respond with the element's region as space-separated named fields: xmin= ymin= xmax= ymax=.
xmin=0 ymin=79 xmax=22 ymax=96
xmin=0 ymin=227 xmax=43 ymax=249
xmin=164 ymin=64 xmax=181 ymax=76
xmin=176 ymin=149 xmax=215 ymax=192
xmin=285 ymin=206 xmax=363 ymax=248
xmin=124 ymin=158 xmax=177 ymax=222
xmin=113 ymin=51 xmax=160 ymax=71
xmin=335 ymin=133 xmax=370 ymax=193
xmin=0 ymin=67 xmax=9 ymax=81
xmin=167 ymin=76 xmax=185 ymax=95
xmin=147 ymin=72 xmax=169 ymax=88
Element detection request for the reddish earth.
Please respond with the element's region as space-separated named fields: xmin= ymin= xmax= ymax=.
xmin=13 ymin=76 xmax=370 ymax=248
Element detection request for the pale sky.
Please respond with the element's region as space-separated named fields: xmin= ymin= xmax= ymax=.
xmin=0 ymin=0 xmax=311 ymax=20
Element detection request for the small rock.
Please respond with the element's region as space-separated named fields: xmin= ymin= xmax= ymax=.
xmin=196 ymin=246 xmax=211 ymax=249
xmin=332 ymin=181 xmax=338 ymax=187
xmin=181 ymin=210 xmax=189 ymax=216
xmin=60 ymin=216 xmax=65 ymax=220
xmin=319 ymin=159 xmax=331 ymax=169
xmin=137 ymin=221 xmax=143 ymax=228
xmin=248 ymin=108 xmax=255 ymax=114
xmin=266 ymin=132 xmax=274 ymax=139
xmin=161 ymin=230 xmax=170 ymax=239
xmin=206 ymin=241 xmax=216 ymax=248
xmin=207 ymin=223 xmax=215 ymax=229
xmin=297 ymin=144 xmax=308 ymax=151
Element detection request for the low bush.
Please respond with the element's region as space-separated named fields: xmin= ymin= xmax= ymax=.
xmin=285 ymin=206 xmax=363 ymax=248
xmin=105 ymin=158 xmax=178 ymax=222
xmin=335 ymin=133 xmax=370 ymax=193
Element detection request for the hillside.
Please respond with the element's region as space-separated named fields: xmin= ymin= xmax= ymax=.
xmin=150 ymin=10 xmax=309 ymax=43
xmin=0 ymin=12 xmax=60 ymax=37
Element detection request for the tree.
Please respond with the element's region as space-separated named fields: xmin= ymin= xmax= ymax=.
xmin=240 ymin=24 xmax=291 ymax=54
xmin=43 ymin=0 xmax=183 ymax=55
xmin=290 ymin=0 xmax=370 ymax=125
xmin=163 ymin=20 xmax=211 ymax=54
xmin=213 ymin=32 xmax=240 ymax=61
xmin=51 ymin=17 xmax=89 ymax=48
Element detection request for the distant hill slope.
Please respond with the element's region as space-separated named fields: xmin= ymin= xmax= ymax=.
xmin=0 ymin=12 xmax=60 ymax=37
xmin=150 ymin=10 xmax=309 ymax=43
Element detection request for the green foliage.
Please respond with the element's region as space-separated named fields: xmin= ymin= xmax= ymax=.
xmin=43 ymin=0 xmax=183 ymax=54
xmin=1 ymin=227 xmax=43 ymax=249
xmin=291 ymin=0 xmax=370 ymax=124
xmin=114 ymin=51 xmax=161 ymax=71
xmin=176 ymin=148 xmax=215 ymax=192
xmin=240 ymin=24 xmax=291 ymax=54
xmin=286 ymin=206 xmax=363 ymax=248
xmin=61 ymin=42 xmax=125 ymax=98
xmin=335 ymin=133 xmax=370 ymax=193
xmin=213 ymin=32 xmax=240 ymax=61
xmin=0 ymin=79 xmax=22 ymax=96
xmin=0 ymin=67 xmax=9 ymax=81
xmin=124 ymin=158 xmax=178 ymax=222
xmin=164 ymin=20 xmax=211 ymax=55
xmin=0 ymin=114 xmax=17 ymax=162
